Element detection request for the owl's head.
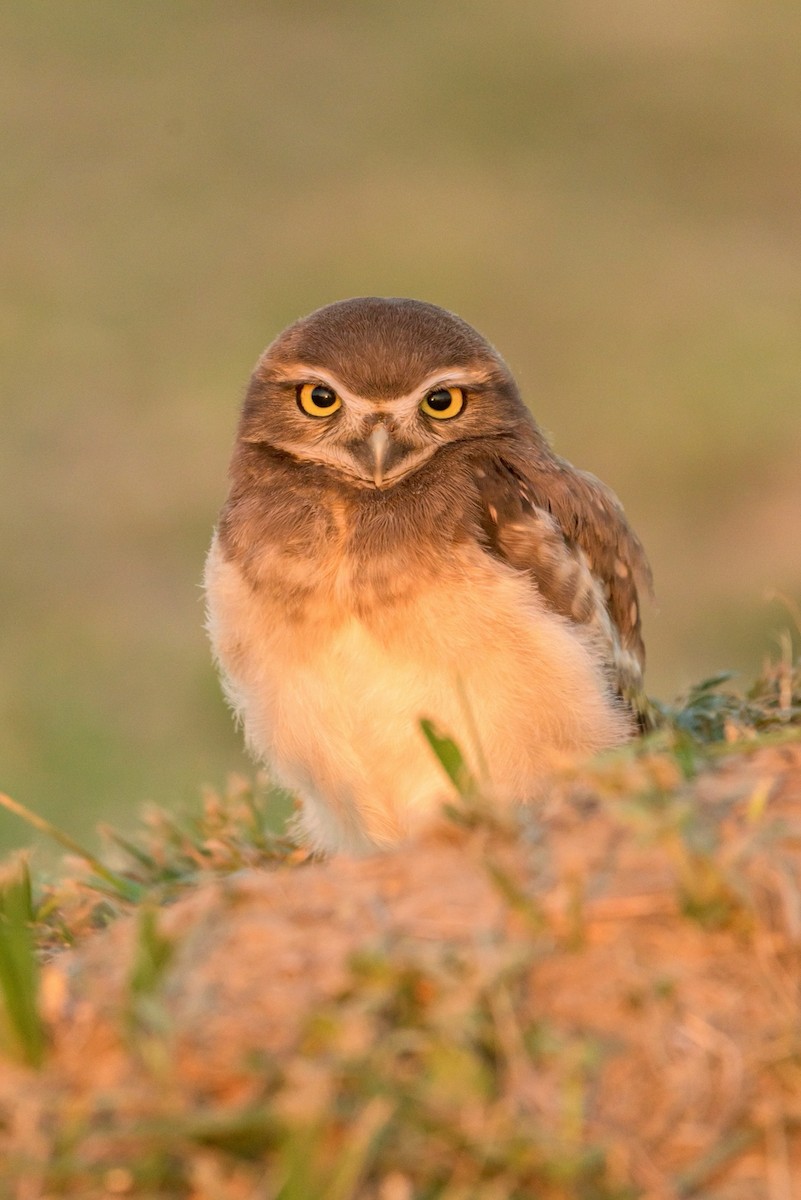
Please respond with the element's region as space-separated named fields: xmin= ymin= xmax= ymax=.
xmin=237 ymin=297 xmax=536 ymax=488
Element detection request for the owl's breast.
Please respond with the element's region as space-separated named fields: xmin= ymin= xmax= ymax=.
xmin=223 ymin=475 xmax=470 ymax=624
xmin=205 ymin=524 xmax=630 ymax=853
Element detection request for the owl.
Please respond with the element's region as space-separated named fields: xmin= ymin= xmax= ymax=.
xmin=205 ymin=297 xmax=651 ymax=855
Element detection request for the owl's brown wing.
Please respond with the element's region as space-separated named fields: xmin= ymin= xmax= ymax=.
xmin=475 ymin=450 xmax=652 ymax=721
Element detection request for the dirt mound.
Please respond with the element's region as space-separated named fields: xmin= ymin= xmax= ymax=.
xmin=2 ymin=740 xmax=801 ymax=1198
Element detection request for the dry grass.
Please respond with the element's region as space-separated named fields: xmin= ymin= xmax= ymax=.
xmin=1 ymin=657 xmax=800 ymax=1198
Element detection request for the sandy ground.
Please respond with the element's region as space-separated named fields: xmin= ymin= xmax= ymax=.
xmin=2 ymin=740 xmax=801 ymax=1198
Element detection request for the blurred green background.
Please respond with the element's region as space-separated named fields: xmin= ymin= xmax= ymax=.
xmin=2 ymin=1 xmax=800 ymax=854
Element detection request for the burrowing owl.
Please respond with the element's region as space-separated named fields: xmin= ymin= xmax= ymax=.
xmin=205 ymin=298 xmax=651 ymax=854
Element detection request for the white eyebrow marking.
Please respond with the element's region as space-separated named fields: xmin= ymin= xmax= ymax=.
xmin=268 ymin=363 xmax=493 ymax=417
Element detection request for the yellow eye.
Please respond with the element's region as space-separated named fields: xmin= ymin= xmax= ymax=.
xmin=297 ymin=382 xmax=342 ymax=417
xmin=420 ymin=386 xmax=465 ymax=420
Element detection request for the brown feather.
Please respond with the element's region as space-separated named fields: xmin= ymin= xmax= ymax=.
xmin=473 ymin=446 xmax=652 ymax=713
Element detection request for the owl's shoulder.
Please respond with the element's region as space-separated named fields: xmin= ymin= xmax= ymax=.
xmin=462 ymin=436 xmax=651 ymax=714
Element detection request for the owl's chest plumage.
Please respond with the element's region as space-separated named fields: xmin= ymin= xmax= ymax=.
xmin=205 ymin=463 xmax=630 ymax=853
xmin=221 ymin=460 xmax=472 ymax=619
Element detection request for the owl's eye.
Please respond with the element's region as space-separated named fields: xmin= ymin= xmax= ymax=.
xmin=420 ymin=386 xmax=465 ymax=420
xmin=297 ymin=383 xmax=342 ymax=417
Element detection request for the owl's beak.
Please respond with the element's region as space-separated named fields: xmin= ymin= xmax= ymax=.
xmin=367 ymin=423 xmax=391 ymax=487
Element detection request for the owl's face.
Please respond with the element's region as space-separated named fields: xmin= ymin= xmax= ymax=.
xmin=237 ymin=297 xmax=532 ymax=489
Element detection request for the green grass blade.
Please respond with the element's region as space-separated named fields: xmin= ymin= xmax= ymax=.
xmin=0 ymin=791 xmax=143 ymax=904
xmin=323 ymin=1096 xmax=394 ymax=1200
xmin=0 ymin=857 xmax=46 ymax=1067
xmin=129 ymin=906 xmax=174 ymax=999
xmin=419 ymin=720 xmax=479 ymax=799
